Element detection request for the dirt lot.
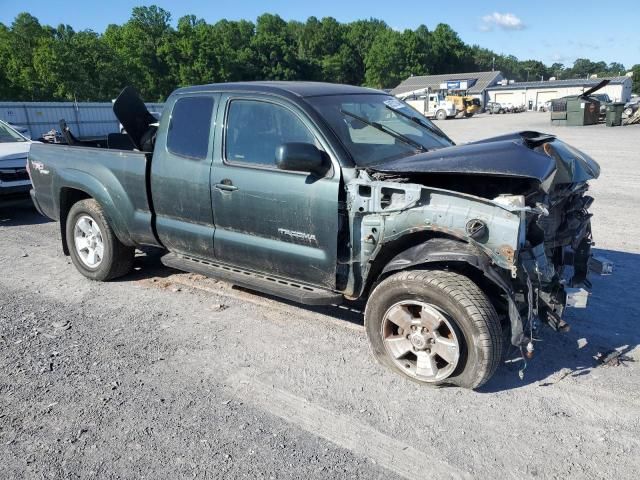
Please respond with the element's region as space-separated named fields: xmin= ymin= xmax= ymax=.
xmin=1 ymin=112 xmax=639 ymax=479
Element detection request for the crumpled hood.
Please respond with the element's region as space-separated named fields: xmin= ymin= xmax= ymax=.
xmin=0 ymin=142 xmax=32 ymax=164
xmin=369 ymin=131 xmax=600 ymax=187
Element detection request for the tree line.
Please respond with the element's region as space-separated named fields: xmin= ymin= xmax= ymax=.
xmin=1 ymin=6 xmax=637 ymax=102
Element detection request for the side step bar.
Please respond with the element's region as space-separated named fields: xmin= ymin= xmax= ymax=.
xmin=161 ymin=253 xmax=344 ymax=306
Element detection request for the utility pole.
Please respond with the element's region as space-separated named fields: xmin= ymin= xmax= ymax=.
xmin=492 ymin=56 xmax=495 ymax=71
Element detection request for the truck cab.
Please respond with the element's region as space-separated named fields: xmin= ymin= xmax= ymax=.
xmin=397 ymin=91 xmax=457 ymax=120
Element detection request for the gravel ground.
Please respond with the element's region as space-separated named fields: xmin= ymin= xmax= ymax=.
xmin=1 ymin=112 xmax=639 ymax=479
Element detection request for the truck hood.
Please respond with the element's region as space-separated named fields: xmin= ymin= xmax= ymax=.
xmin=369 ymin=131 xmax=600 ymax=187
xmin=0 ymin=142 xmax=32 ymax=163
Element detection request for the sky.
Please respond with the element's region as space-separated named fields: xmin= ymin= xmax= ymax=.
xmin=1 ymin=0 xmax=638 ymax=69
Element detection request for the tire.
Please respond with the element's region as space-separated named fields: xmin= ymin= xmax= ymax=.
xmin=66 ymin=199 xmax=135 ymax=281
xmin=364 ymin=269 xmax=503 ymax=389
xmin=435 ymin=109 xmax=447 ymax=121
xmin=624 ymin=108 xmax=633 ymax=117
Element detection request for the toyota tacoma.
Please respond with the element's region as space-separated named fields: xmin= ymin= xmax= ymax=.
xmin=28 ymin=82 xmax=607 ymax=389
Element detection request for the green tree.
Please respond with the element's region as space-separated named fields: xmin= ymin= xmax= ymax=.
xmin=631 ymin=65 xmax=640 ymax=94
xmin=0 ymin=13 xmax=53 ymax=100
xmin=344 ymin=19 xmax=388 ymax=85
xmin=103 ymin=5 xmax=174 ymax=101
xmin=250 ymin=14 xmax=300 ymax=80
xmin=0 ymin=8 xmax=633 ymax=101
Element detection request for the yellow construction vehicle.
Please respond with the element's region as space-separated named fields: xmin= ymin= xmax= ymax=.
xmin=446 ymin=95 xmax=481 ymax=118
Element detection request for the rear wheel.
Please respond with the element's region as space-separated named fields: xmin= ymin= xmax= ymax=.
xmin=365 ymin=269 xmax=503 ymax=389
xmin=66 ymin=199 xmax=134 ymax=281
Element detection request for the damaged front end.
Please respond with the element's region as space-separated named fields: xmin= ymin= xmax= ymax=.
xmin=346 ymin=131 xmax=608 ymax=354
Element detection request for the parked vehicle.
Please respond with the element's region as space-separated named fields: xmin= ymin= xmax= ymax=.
xmin=7 ymin=122 xmax=31 ymax=140
xmin=1 ymin=120 xmax=36 ymax=199
xmin=29 ymin=82 xmax=607 ymax=389
xmin=590 ymin=93 xmax=612 ymax=117
xmin=485 ymin=101 xmax=505 ymax=114
xmin=398 ymin=90 xmax=457 ymax=120
xmin=446 ymin=95 xmax=481 ymax=117
xmin=623 ymin=98 xmax=640 ymax=117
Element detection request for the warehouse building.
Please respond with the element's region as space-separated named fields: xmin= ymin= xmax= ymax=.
xmin=391 ymin=71 xmax=504 ymax=106
xmin=486 ymin=76 xmax=633 ymax=111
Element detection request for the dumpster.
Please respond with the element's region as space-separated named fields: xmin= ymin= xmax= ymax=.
xmin=605 ymin=102 xmax=624 ymax=127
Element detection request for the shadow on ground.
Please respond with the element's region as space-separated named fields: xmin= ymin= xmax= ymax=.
xmin=115 ymin=245 xmax=640 ymax=389
xmin=480 ymin=248 xmax=639 ymax=392
xmin=0 ymin=197 xmax=51 ymax=226
xmin=123 ymin=248 xmax=365 ymax=326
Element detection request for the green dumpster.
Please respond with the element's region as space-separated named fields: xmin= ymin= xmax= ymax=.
xmin=605 ymin=102 xmax=624 ymax=127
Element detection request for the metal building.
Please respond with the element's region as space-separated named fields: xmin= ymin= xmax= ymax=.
xmin=391 ymin=71 xmax=505 ymax=106
xmin=486 ymin=76 xmax=633 ymax=111
xmin=0 ymin=101 xmax=164 ymax=139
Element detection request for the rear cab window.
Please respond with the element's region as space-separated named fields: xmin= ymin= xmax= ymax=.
xmin=167 ymin=96 xmax=215 ymax=159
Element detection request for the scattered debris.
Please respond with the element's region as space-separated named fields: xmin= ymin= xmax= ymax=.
xmin=577 ymin=338 xmax=588 ymax=349
xmin=595 ymin=349 xmax=633 ymax=367
xmin=211 ymin=304 xmax=228 ymax=312
xmin=51 ymin=320 xmax=71 ymax=331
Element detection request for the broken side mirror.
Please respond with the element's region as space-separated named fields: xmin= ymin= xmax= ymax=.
xmin=275 ymin=142 xmax=325 ymax=174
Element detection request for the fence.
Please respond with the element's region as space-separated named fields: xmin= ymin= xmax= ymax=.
xmin=0 ymin=101 xmax=164 ymax=139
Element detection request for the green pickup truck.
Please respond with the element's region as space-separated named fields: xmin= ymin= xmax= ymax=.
xmin=28 ymin=82 xmax=606 ymax=389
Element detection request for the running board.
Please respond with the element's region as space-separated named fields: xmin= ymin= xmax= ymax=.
xmin=160 ymin=253 xmax=344 ymax=306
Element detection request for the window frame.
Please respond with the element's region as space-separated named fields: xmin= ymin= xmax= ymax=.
xmin=166 ymin=95 xmax=215 ymax=161
xmin=222 ymin=96 xmax=326 ymax=173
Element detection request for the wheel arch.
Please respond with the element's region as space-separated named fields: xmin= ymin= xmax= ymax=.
xmin=365 ymin=235 xmax=522 ymax=345
xmin=59 ymin=187 xmax=91 ymax=255
xmin=58 ymin=185 xmax=133 ymax=255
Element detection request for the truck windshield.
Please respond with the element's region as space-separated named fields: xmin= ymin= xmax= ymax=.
xmin=0 ymin=122 xmax=27 ymax=143
xmin=307 ymin=94 xmax=453 ymax=167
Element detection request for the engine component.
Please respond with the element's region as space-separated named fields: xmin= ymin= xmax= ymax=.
xmin=589 ymin=256 xmax=614 ymax=275
xmin=565 ymin=288 xmax=589 ymax=308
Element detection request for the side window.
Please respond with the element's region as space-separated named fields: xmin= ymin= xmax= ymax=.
xmin=225 ymin=100 xmax=315 ymax=167
xmin=167 ymin=96 xmax=214 ymax=159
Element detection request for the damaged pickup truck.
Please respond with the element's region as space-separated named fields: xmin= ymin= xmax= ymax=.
xmin=28 ymin=82 xmax=607 ymax=389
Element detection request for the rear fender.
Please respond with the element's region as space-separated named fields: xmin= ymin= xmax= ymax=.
xmin=54 ymin=169 xmax=135 ymax=247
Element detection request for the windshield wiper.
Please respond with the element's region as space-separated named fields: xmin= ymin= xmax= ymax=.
xmin=384 ymin=105 xmax=454 ymax=144
xmin=340 ymin=109 xmax=428 ymax=153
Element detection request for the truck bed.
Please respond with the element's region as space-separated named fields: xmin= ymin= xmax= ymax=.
xmin=28 ymin=143 xmax=159 ymax=248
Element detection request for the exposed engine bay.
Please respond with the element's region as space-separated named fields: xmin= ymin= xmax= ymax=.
xmin=346 ymin=130 xmax=609 ymax=359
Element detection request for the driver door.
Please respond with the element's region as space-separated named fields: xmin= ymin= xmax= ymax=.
xmin=210 ymin=95 xmax=340 ymax=289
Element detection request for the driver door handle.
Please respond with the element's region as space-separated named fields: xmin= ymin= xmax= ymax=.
xmin=214 ymin=179 xmax=238 ymax=192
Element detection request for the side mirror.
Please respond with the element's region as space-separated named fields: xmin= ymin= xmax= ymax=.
xmin=275 ymin=142 xmax=324 ymax=174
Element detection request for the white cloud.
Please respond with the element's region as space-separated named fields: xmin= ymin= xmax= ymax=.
xmin=480 ymin=12 xmax=525 ymax=31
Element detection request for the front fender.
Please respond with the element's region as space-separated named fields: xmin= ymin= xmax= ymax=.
xmin=381 ymin=238 xmax=525 ymax=346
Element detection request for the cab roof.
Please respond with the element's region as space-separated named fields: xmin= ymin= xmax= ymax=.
xmin=174 ymin=81 xmax=385 ymax=98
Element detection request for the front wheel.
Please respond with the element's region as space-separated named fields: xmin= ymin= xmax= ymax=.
xmin=624 ymin=107 xmax=633 ymax=117
xmin=66 ymin=199 xmax=135 ymax=281
xmin=364 ymin=269 xmax=503 ymax=389
xmin=435 ymin=109 xmax=447 ymax=121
